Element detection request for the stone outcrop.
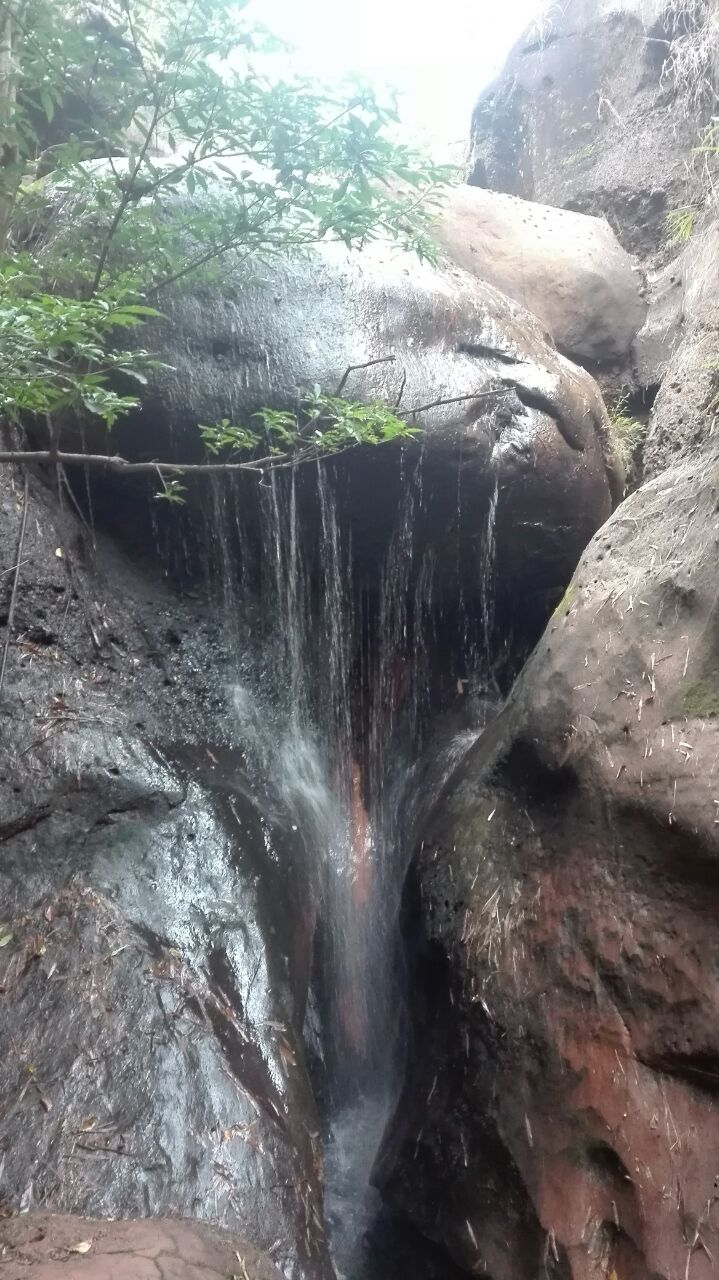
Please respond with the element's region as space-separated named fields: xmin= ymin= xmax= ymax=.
xmin=0 ymin=1214 xmax=284 ymax=1279
xmin=116 ymin=239 xmax=621 ymax=624
xmin=381 ymin=425 xmax=719 ymax=1279
xmin=0 ymin=224 xmax=626 ymax=1275
xmin=434 ymin=186 xmax=646 ymax=366
xmin=0 ymin=471 xmax=330 ymax=1280
xmin=376 ymin=9 xmax=719 ymax=1277
xmin=642 ymin=219 xmax=719 ymax=472
xmin=467 ymin=0 xmax=706 ymax=257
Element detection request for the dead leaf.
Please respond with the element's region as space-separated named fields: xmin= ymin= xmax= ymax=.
xmin=0 ymin=933 xmax=12 ymax=948
xmin=70 ymin=1240 xmax=92 ymax=1254
xmin=32 ymin=934 xmax=46 ymax=958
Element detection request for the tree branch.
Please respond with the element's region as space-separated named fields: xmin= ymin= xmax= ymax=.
xmin=0 ymin=394 xmax=508 ymax=480
xmin=89 ymin=96 xmax=163 ymax=296
xmin=335 ymin=355 xmax=396 ymax=394
xmin=0 ymin=470 xmax=29 ymax=699
xmin=0 ymin=451 xmax=274 ymax=475
xmin=399 ymin=389 xmax=505 ymax=417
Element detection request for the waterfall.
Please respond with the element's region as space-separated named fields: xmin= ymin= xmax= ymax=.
xmin=207 ymin=452 xmax=497 ymax=1278
xmin=480 ymin=476 xmax=499 ymax=674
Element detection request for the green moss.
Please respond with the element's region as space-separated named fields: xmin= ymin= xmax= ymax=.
xmin=553 ymin=582 xmax=576 ymax=618
xmin=608 ymin=411 xmax=646 ymax=471
xmin=683 ymin=679 xmax=719 ymax=718
xmin=562 ymin=143 xmax=597 ymax=166
xmin=665 ymin=205 xmax=696 ymax=246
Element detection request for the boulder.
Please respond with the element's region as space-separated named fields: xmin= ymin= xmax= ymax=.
xmin=434 ymin=185 xmax=647 ymax=365
xmin=467 ymin=0 xmax=705 ymax=257
xmin=378 ymin=215 xmax=719 ymax=1280
xmin=0 ymin=1214 xmax=283 ymax=1279
xmin=111 ymin=240 xmax=621 ymax=626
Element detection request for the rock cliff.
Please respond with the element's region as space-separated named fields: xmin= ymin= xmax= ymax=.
xmin=378 ymin=4 xmax=719 ymax=1278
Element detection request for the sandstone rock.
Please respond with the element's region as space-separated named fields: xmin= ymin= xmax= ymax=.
xmin=643 ymin=219 xmax=719 ymax=474
xmin=434 ymin=185 xmax=647 ymax=364
xmin=467 ymin=0 xmax=704 ymax=257
xmin=0 ymin=1214 xmax=283 ymax=1279
xmin=378 ymin=218 xmax=719 ymax=1273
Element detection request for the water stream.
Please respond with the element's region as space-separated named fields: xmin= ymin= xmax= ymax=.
xmin=209 ymin=455 xmax=498 ymax=1278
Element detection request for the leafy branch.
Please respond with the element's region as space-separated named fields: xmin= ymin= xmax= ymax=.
xmin=0 ymin=386 xmax=507 ymax=500
xmin=0 ymin=0 xmax=456 ymax=475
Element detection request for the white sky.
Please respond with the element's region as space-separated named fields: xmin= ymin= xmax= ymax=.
xmin=249 ymin=0 xmax=544 ymax=159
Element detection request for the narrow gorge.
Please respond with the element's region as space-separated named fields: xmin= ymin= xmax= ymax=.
xmin=1 ymin=3 xmax=719 ymax=1280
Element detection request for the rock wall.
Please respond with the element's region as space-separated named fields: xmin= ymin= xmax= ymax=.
xmin=0 ymin=230 xmax=621 ymax=1276
xmin=467 ymin=0 xmax=707 ymax=258
xmin=381 ymin=432 xmax=719 ymax=1279
xmin=378 ymin=4 xmax=719 ymax=1279
xmin=0 ymin=470 xmax=330 ymax=1280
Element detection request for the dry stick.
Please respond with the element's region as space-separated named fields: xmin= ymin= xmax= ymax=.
xmin=0 ymin=471 xmax=29 ymax=699
xmin=0 ymin=451 xmax=274 ymax=475
xmin=0 ymin=390 xmax=507 ymax=479
xmin=335 ymin=355 xmax=396 ymax=394
xmin=402 ymin=389 xmax=504 ymax=417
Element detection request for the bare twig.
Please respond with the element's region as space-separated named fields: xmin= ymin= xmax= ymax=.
xmin=0 ymin=471 xmax=29 ymax=699
xmin=0 ymin=450 xmax=272 ymax=475
xmin=400 ymin=388 xmax=505 ymax=417
xmin=335 ymin=355 xmax=396 ymax=394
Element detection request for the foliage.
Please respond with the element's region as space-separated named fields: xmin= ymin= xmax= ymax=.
xmin=200 ymin=395 xmax=418 ymax=459
xmin=0 ymin=257 xmax=160 ymax=426
xmin=665 ymin=205 xmax=697 ymax=244
xmin=695 ymin=118 xmax=719 ymax=158
xmin=0 ymin=0 xmax=451 ymax=475
xmin=607 ymin=396 xmax=646 ymax=471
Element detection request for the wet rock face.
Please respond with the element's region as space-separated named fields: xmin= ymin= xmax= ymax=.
xmin=2 ymin=219 xmax=624 ymax=1277
xmin=0 ymin=1213 xmax=284 ymax=1279
xmin=467 ymin=0 xmax=701 ymax=257
xmin=0 ymin=473 xmax=329 ymax=1280
xmin=434 ymin=186 xmax=647 ymax=366
xmin=113 ymin=240 xmax=618 ymax=619
xmin=380 ymin=409 xmax=719 ymax=1278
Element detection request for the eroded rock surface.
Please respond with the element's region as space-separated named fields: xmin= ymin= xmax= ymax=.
xmin=642 ymin=220 xmax=719 ymax=474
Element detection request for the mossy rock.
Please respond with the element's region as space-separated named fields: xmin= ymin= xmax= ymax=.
xmin=683 ymin=679 xmax=719 ymax=718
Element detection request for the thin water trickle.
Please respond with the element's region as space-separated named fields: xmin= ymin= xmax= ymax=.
xmin=480 ymin=476 xmax=499 ymax=673
xmin=208 ymin=456 xmax=498 ymax=1278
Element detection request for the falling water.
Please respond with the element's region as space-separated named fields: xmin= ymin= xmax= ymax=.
xmin=480 ymin=475 xmax=499 ymax=673
xmin=207 ymin=454 xmax=499 ymax=1278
